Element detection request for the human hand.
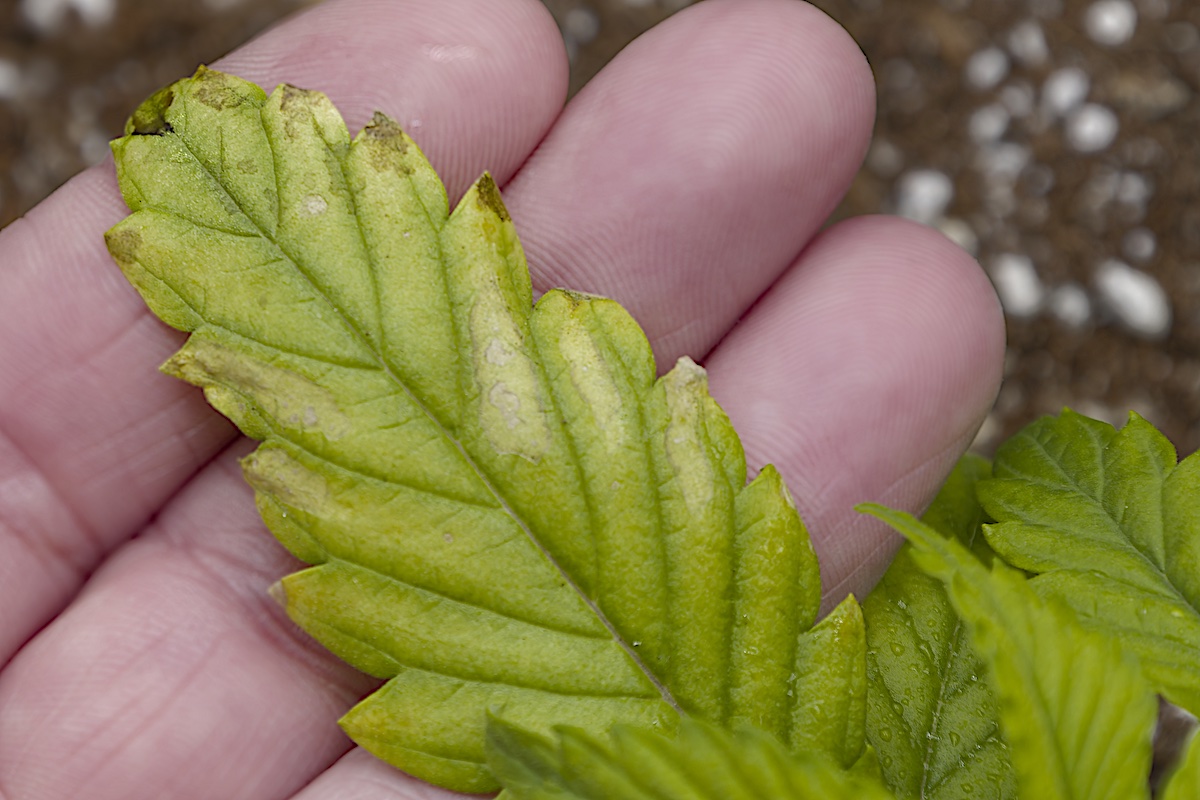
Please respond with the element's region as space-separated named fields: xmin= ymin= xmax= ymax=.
xmin=0 ymin=0 xmax=1003 ymax=796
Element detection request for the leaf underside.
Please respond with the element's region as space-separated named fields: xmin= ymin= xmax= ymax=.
xmin=864 ymin=505 xmax=1157 ymax=800
xmin=978 ymin=410 xmax=1200 ymax=714
xmin=862 ymin=455 xmax=1015 ymax=799
xmin=106 ymin=67 xmax=837 ymax=792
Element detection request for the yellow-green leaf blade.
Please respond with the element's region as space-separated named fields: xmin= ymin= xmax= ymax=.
xmin=107 ymin=67 xmax=824 ymax=791
xmin=1161 ymin=732 xmax=1200 ymax=800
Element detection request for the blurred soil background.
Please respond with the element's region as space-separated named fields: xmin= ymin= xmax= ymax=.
xmin=1 ymin=0 xmax=1197 ymax=456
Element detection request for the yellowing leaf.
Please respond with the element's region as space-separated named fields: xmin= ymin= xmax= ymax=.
xmin=979 ymin=410 xmax=1200 ymax=713
xmin=106 ymin=67 xmax=829 ymax=793
xmin=862 ymin=504 xmax=1157 ymax=800
xmin=789 ymin=594 xmax=867 ymax=769
xmin=486 ymin=716 xmax=895 ymax=800
xmin=862 ymin=455 xmax=1015 ymax=799
xmin=1161 ymin=731 xmax=1200 ymax=800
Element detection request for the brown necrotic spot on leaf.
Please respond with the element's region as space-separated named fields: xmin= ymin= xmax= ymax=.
xmin=362 ymin=113 xmax=415 ymax=175
xmin=126 ymin=86 xmax=175 ymax=136
xmin=474 ymin=174 xmax=511 ymax=222
xmin=104 ymin=226 xmax=142 ymax=263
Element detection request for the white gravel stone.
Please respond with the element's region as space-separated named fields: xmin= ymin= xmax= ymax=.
xmin=976 ymin=142 xmax=1031 ymax=181
xmin=1122 ymin=227 xmax=1157 ymax=262
xmin=1001 ymin=82 xmax=1036 ymax=118
xmin=991 ymin=253 xmax=1045 ymax=317
xmin=1042 ymin=67 xmax=1091 ymax=117
xmin=936 ymin=218 xmax=979 ymax=255
xmin=565 ymin=8 xmax=600 ymax=45
xmin=965 ymin=47 xmax=1010 ymax=91
xmin=1048 ymin=283 xmax=1092 ymax=327
xmin=1085 ymin=0 xmax=1138 ymax=46
xmin=0 ymin=60 xmax=20 ymax=101
xmin=969 ymin=104 xmax=1010 ymax=143
xmin=21 ymin=0 xmax=115 ymax=30
xmin=1117 ymin=171 xmax=1153 ymax=207
xmin=867 ymin=139 xmax=904 ymax=177
xmin=1065 ymin=103 xmax=1119 ymax=152
xmin=895 ymin=169 xmax=954 ymax=224
xmin=1008 ymin=20 xmax=1050 ymax=66
xmin=1094 ymin=259 xmax=1171 ymax=338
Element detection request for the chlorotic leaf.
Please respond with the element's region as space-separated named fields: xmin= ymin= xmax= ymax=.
xmin=862 ymin=455 xmax=1015 ymax=798
xmin=789 ymin=593 xmax=867 ymax=769
xmin=1160 ymin=731 xmax=1200 ymax=800
xmin=860 ymin=504 xmax=1157 ymax=800
xmin=978 ymin=410 xmax=1200 ymax=713
xmin=486 ymin=716 xmax=896 ymax=800
xmin=106 ymin=67 xmax=824 ymax=793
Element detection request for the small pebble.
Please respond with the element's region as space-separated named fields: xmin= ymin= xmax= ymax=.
xmin=21 ymin=0 xmax=115 ymax=31
xmin=976 ymin=142 xmax=1030 ymax=181
xmin=866 ymin=139 xmax=905 ymax=177
xmin=964 ymin=47 xmax=1010 ymax=91
xmin=1042 ymin=67 xmax=1091 ymax=117
xmin=1065 ymin=103 xmax=1119 ymax=152
xmin=968 ymin=104 xmax=1010 ymax=144
xmin=565 ymin=7 xmax=600 ymax=46
xmin=895 ymin=169 xmax=954 ymax=224
xmin=1085 ymin=0 xmax=1137 ymax=46
xmin=0 ymin=60 xmax=20 ymax=101
xmin=991 ymin=253 xmax=1045 ymax=317
xmin=1117 ymin=171 xmax=1153 ymax=207
xmin=936 ymin=218 xmax=979 ymax=255
xmin=1008 ymin=20 xmax=1050 ymax=66
xmin=1048 ymin=283 xmax=1092 ymax=327
xmin=1000 ymin=82 xmax=1035 ymax=118
xmin=1094 ymin=259 xmax=1171 ymax=338
xmin=1122 ymin=227 xmax=1157 ymax=262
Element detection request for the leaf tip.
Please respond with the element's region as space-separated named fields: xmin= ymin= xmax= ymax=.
xmin=125 ymin=83 xmax=176 ymax=136
xmin=267 ymin=579 xmax=287 ymax=609
xmin=474 ymin=172 xmax=511 ymax=222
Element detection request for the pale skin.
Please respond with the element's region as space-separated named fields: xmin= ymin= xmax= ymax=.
xmin=0 ymin=0 xmax=1005 ymax=797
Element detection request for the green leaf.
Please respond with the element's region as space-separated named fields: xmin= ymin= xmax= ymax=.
xmin=862 ymin=455 xmax=1015 ymax=799
xmin=861 ymin=504 xmax=1157 ymax=800
xmin=1161 ymin=731 xmax=1200 ymax=800
xmin=978 ymin=410 xmax=1200 ymax=713
xmin=486 ymin=716 xmax=896 ymax=800
xmin=106 ymin=67 xmax=825 ymax=793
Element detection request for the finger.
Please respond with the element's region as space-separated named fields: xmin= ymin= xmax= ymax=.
xmin=290 ymin=748 xmax=466 ymax=800
xmin=0 ymin=0 xmax=566 ymax=664
xmin=705 ymin=216 xmax=1007 ymax=611
xmin=504 ymin=0 xmax=876 ymax=364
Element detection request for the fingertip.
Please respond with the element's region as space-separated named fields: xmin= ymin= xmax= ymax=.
xmin=705 ymin=214 xmax=1005 ymax=605
xmin=506 ymin=0 xmax=878 ymax=363
xmin=214 ymin=0 xmax=569 ymax=196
